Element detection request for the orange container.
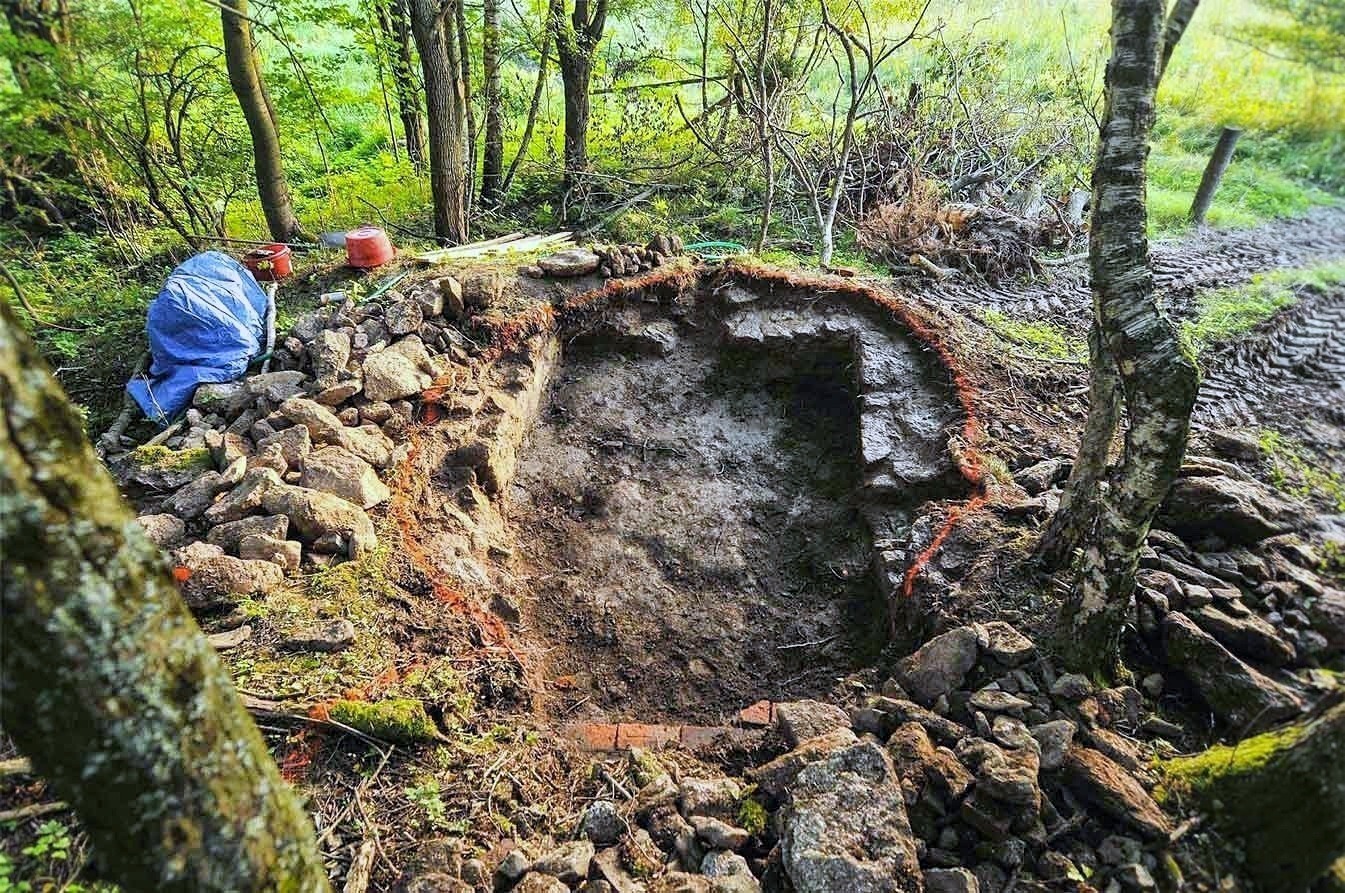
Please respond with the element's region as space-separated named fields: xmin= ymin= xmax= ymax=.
xmin=243 ymin=243 xmax=293 ymax=281
xmin=345 ymin=226 xmax=395 ymax=269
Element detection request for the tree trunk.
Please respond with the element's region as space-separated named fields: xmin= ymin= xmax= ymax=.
xmin=1054 ymin=0 xmax=1200 ymax=676
xmin=557 ymin=52 xmax=593 ymax=200
xmin=409 ymin=0 xmax=469 ymax=243
xmin=220 ymin=0 xmax=305 ymax=243
xmin=379 ymin=0 xmax=427 ymax=172
xmin=0 ymin=300 xmax=330 ymax=892
xmin=752 ymin=0 xmax=775 ymax=253
xmin=1189 ymin=126 xmax=1241 ymax=226
xmin=1037 ymin=323 xmax=1122 ymax=569
xmin=553 ymin=0 xmax=607 ymax=206
xmin=1039 ymin=0 xmax=1201 ymax=578
xmin=479 ymin=0 xmax=504 ymax=204
xmin=1158 ymin=0 xmax=1201 ymax=80
xmin=1164 ymin=701 xmax=1345 ymax=892
xmin=455 ymin=0 xmax=477 ymax=213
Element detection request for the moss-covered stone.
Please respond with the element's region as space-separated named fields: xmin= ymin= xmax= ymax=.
xmin=328 ymin=698 xmax=439 ymax=744
xmin=1160 ymin=704 xmax=1345 ymax=891
xmin=131 ymin=444 xmax=214 ymax=474
xmin=1160 ymin=722 xmax=1305 ymax=800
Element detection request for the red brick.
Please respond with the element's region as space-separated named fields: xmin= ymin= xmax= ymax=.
xmin=615 ymin=723 xmax=679 ymax=750
xmin=738 ymin=699 xmax=774 ymax=727
xmin=569 ymin=723 xmax=618 ymax=751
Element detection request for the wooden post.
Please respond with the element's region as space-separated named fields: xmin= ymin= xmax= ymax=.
xmin=1190 ymin=126 xmax=1242 ymax=226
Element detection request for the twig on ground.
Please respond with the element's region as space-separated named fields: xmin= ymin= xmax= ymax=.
xmin=0 ymin=801 xmax=68 ymax=822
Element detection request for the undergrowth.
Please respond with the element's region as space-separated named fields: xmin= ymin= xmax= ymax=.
xmin=980 ymin=310 xmax=1083 ymax=361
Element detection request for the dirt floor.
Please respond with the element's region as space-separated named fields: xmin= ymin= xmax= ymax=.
xmin=509 ymin=314 xmax=884 ymax=725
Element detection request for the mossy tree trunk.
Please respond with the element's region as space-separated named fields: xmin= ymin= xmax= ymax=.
xmin=220 ymin=0 xmax=305 ymax=243
xmin=1052 ymin=0 xmax=1201 ymax=675
xmin=377 ymin=0 xmax=427 ymax=172
xmin=0 ymin=300 xmax=330 ymax=892
xmin=1165 ymin=702 xmax=1345 ymax=892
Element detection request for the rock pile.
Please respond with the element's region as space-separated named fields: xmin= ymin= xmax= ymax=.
xmin=593 ymin=236 xmax=686 ymax=279
xmin=117 ymin=274 xmax=499 ymax=622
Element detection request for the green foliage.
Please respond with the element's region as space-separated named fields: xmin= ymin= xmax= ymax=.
xmin=403 ymin=780 xmax=463 ymax=831
xmin=1258 ymin=429 xmax=1345 ymax=511
xmin=1242 ymin=0 xmax=1345 ymax=74
xmin=0 ymin=819 xmax=117 ymax=893
xmin=980 ymin=310 xmax=1083 ymax=360
xmin=737 ymin=798 xmax=768 ymax=835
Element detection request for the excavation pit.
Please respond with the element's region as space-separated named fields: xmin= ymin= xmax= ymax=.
xmin=508 ymin=284 xmax=966 ymax=724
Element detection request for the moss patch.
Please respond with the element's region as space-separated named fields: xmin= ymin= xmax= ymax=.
xmin=130 ymin=444 xmax=213 ymax=474
xmin=1258 ymin=430 xmax=1345 ymax=512
xmin=1182 ymin=260 xmax=1345 ymax=355
xmin=737 ymin=798 xmax=768 ymax=836
xmin=980 ymin=310 xmax=1083 ymax=361
xmin=328 ymin=698 xmax=439 ymax=744
xmin=1160 ymin=721 xmax=1305 ymax=802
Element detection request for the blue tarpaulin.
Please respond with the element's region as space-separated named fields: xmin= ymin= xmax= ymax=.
xmin=127 ymin=252 xmax=268 ymax=426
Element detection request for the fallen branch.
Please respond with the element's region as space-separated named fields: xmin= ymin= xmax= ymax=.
xmin=342 ymin=839 xmax=378 ymax=893
xmin=0 ymin=801 xmax=68 ymax=823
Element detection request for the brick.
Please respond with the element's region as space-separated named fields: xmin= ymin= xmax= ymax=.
xmin=738 ymin=699 xmax=774 ymax=727
xmin=568 ymin=723 xmax=618 ymax=751
xmin=615 ymin=723 xmax=680 ymax=750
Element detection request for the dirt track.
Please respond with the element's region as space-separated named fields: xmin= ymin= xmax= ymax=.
xmin=917 ymin=206 xmax=1345 ymax=323
xmin=1194 ymin=282 xmax=1345 ymax=444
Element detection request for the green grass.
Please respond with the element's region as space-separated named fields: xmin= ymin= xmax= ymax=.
xmin=1181 ymin=260 xmax=1345 ymax=354
xmin=981 ymin=309 xmax=1084 ymax=360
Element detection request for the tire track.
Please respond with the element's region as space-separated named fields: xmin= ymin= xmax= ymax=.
xmin=916 ymin=207 xmax=1345 ymax=325
xmin=1193 ymin=284 xmax=1345 ymax=431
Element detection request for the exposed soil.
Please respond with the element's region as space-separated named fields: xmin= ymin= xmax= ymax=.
xmin=509 ymin=312 xmax=885 ymax=725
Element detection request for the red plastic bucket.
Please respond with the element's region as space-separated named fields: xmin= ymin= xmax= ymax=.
xmin=345 ymin=226 xmax=395 ymax=269
xmin=243 ymin=243 xmax=293 ymax=281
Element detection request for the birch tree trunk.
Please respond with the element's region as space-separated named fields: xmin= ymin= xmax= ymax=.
xmin=0 ymin=300 xmax=330 ymax=892
xmin=409 ymin=0 xmax=469 ymax=242
xmin=1037 ymin=323 xmax=1122 ymax=569
xmin=1039 ymin=0 xmax=1202 ymax=576
xmin=454 ymin=0 xmax=477 ymax=213
xmin=1054 ymin=0 xmax=1200 ymax=675
xmin=220 ymin=0 xmax=305 ymax=243
xmin=480 ymin=0 xmax=504 ymax=203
